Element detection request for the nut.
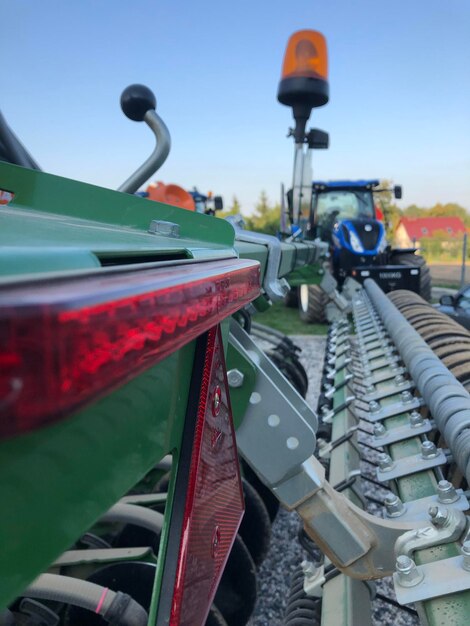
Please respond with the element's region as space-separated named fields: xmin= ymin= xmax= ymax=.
xmin=461 ymin=541 xmax=470 ymax=571
xmin=384 ymin=493 xmax=405 ymax=517
xmin=437 ymin=480 xmax=459 ymax=504
xmin=373 ymin=423 xmax=386 ymax=438
xmin=409 ymin=411 xmax=424 ymax=428
xmin=421 ymin=440 xmax=438 ymax=459
xmin=378 ymin=453 xmax=394 ymax=472
xmin=428 ymin=505 xmax=449 ymax=527
xmin=227 ymin=369 xmax=244 ymax=388
xmin=395 ymin=555 xmax=424 ymax=587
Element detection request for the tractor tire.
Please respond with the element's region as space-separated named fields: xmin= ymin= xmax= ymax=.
xmin=391 ymin=252 xmax=432 ymax=302
xmin=298 ymin=284 xmax=327 ymax=324
xmin=284 ymin=287 xmax=299 ymax=308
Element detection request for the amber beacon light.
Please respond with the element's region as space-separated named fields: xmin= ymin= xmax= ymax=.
xmin=278 ymin=30 xmax=329 ymax=142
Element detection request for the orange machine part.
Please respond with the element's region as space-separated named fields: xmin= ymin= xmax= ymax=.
xmin=281 ymin=30 xmax=328 ymax=81
xmin=146 ymin=182 xmax=196 ymax=211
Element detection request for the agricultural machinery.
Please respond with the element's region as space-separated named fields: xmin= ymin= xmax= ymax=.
xmin=2 ymin=28 xmax=470 ymax=626
xmin=277 ymin=34 xmax=431 ymax=323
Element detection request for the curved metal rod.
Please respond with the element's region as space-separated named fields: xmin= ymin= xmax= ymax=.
xmin=118 ymin=109 xmax=171 ymax=194
xmin=364 ymin=278 xmax=470 ymax=484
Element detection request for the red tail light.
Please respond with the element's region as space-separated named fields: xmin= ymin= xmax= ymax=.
xmin=170 ymin=325 xmax=244 ymax=626
xmin=0 ymin=259 xmax=260 ymax=439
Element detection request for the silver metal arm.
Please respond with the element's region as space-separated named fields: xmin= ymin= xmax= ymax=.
xmin=118 ymin=109 xmax=171 ymax=194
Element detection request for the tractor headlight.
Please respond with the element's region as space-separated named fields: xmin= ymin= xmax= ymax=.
xmin=349 ymin=230 xmax=364 ymax=253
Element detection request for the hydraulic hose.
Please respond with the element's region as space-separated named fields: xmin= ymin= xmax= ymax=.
xmin=101 ymin=502 xmax=164 ymax=535
xmin=364 ymin=278 xmax=470 ymax=483
xmin=24 ymin=573 xmax=148 ymax=626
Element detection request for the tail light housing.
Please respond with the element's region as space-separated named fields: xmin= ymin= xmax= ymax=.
xmin=0 ymin=258 xmax=260 ymax=439
xmin=168 ymin=325 xmax=244 ymax=626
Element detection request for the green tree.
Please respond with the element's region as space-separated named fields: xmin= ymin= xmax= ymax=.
xmin=373 ymin=179 xmax=402 ymax=236
xmin=216 ymin=195 xmax=243 ymax=219
xmin=245 ymin=191 xmax=280 ymax=236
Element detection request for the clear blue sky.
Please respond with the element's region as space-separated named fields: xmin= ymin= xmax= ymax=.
xmin=2 ymin=0 xmax=470 ymax=214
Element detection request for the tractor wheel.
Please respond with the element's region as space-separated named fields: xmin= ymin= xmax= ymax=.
xmin=298 ymin=284 xmax=327 ymax=323
xmin=284 ymin=287 xmax=299 ymax=308
xmin=392 ymin=252 xmax=432 ymax=302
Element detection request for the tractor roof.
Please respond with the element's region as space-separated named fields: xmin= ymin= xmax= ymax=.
xmin=313 ymin=180 xmax=380 ymax=190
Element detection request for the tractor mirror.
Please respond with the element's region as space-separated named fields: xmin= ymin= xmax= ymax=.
xmin=394 ymin=185 xmax=402 ymax=199
xmin=214 ymin=196 xmax=224 ymax=211
xmin=440 ymin=294 xmax=455 ymax=306
xmin=307 ymin=129 xmax=329 ymax=149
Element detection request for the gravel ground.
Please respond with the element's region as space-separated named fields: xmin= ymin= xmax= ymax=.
xmin=248 ymin=335 xmax=325 ymax=626
xmin=248 ymin=334 xmax=420 ymax=626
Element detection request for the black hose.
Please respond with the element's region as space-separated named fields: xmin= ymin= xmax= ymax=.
xmin=283 ymin=566 xmax=321 ymax=625
xmin=24 ymin=573 xmax=148 ymax=626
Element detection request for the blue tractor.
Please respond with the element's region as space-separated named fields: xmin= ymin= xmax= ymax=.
xmin=295 ymin=179 xmax=431 ymax=322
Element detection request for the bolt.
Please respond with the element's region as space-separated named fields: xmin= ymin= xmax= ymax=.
xmin=401 ymin=390 xmax=413 ymax=404
xmin=409 ymin=411 xmax=424 ymax=427
xmin=301 ymin=560 xmax=317 ymax=578
xmin=366 ymin=385 xmax=375 ymax=394
xmin=395 ymin=555 xmax=424 ymax=587
xmin=378 ymin=453 xmax=394 ymax=472
xmin=385 ymin=493 xmax=406 ymax=517
xmin=428 ymin=505 xmax=449 ymax=527
xmin=373 ymin=423 xmax=386 ymax=438
xmin=437 ymin=480 xmax=459 ymax=504
xmin=394 ymin=374 xmax=406 ymax=386
xmin=369 ymin=400 xmax=381 ymax=414
xmin=461 ymin=541 xmax=470 ymax=571
xmin=148 ymin=219 xmax=180 ymax=238
xmin=212 ymin=386 xmax=221 ymax=416
xmin=421 ymin=440 xmax=438 ymax=459
xmin=227 ymin=369 xmax=244 ymax=388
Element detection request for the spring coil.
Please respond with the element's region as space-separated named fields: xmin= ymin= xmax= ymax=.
xmin=283 ymin=566 xmax=321 ymax=626
xmin=364 ymin=281 xmax=470 ymax=484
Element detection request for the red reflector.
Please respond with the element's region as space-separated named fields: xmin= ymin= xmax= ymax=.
xmin=170 ymin=325 xmax=244 ymax=626
xmin=0 ymin=259 xmax=260 ymax=439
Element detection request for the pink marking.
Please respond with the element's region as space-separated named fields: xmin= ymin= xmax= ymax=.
xmin=95 ymin=588 xmax=109 ymax=614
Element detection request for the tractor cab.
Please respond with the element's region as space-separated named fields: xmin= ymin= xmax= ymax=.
xmin=309 ymin=180 xmax=382 ymax=253
xmin=309 ymin=180 xmax=390 ymax=276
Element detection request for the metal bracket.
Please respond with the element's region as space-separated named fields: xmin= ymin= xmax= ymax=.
xmin=376 ymin=448 xmax=448 ymax=481
xmin=364 ymin=368 xmax=407 ymax=386
xmin=363 ymin=380 xmax=415 ymax=403
xmin=303 ymin=562 xmax=326 ymax=598
xmin=385 ymin=490 xmax=469 ymax=522
xmin=394 ymin=555 xmax=470 ymax=605
xmin=365 ymin=397 xmax=424 ymax=422
xmin=371 ymin=419 xmax=434 ymax=448
xmin=228 ymin=224 xmax=290 ymax=301
xmin=230 ymin=320 xmax=319 ymax=501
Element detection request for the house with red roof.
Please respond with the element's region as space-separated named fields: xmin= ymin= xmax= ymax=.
xmin=394 ymin=216 xmax=466 ymax=247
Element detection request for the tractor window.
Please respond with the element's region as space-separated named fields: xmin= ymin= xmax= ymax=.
xmin=314 ymin=190 xmax=375 ymax=230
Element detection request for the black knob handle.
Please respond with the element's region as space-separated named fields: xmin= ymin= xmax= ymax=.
xmin=120 ymin=84 xmax=156 ymax=122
